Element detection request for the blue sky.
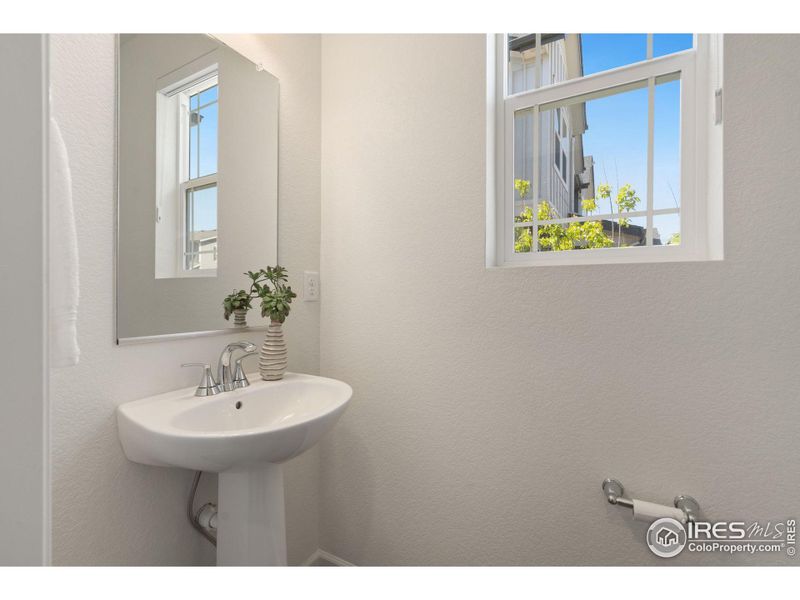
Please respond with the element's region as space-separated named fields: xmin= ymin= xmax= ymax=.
xmin=189 ymin=185 xmax=217 ymax=234
xmin=580 ymin=34 xmax=692 ymax=243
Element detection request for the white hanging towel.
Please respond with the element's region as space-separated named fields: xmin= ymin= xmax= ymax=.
xmin=49 ymin=116 xmax=80 ymax=367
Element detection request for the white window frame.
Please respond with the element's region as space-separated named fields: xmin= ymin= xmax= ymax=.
xmin=180 ymin=175 xmax=218 ymax=272
xmin=487 ymin=34 xmax=723 ymax=267
xmin=178 ymin=74 xmax=219 ymax=276
xmin=154 ymin=53 xmax=220 ymax=279
xmin=176 ymin=71 xmax=219 ymax=277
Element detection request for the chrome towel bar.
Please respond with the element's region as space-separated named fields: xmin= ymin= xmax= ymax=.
xmin=602 ymin=478 xmax=701 ymax=523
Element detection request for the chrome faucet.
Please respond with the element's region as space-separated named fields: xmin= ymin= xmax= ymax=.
xmin=218 ymin=342 xmax=257 ymax=392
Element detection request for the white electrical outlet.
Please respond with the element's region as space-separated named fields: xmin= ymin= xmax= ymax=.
xmin=303 ymin=271 xmax=320 ymax=302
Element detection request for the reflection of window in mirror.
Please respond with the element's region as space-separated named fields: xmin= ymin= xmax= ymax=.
xmin=155 ymin=68 xmax=219 ymax=278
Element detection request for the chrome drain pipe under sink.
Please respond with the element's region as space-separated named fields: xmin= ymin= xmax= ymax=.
xmin=188 ymin=471 xmax=217 ymax=546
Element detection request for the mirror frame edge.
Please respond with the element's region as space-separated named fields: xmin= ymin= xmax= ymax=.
xmin=114 ymin=33 xmax=278 ymax=345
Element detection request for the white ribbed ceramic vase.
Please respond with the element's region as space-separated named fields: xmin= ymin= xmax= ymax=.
xmin=259 ymin=320 xmax=287 ymax=381
xmin=233 ymin=309 xmax=248 ymax=327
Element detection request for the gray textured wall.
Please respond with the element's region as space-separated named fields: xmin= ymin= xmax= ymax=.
xmin=318 ymin=34 xmax=800 ymax=565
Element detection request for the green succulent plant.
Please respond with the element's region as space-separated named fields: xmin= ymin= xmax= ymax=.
xmin=244 ymin=266 xmax=297 ymax=324
xmin=223 ymin=266 xmax=297 ymax=324
xmin=223 ymin=289 xmax=253 ymax=321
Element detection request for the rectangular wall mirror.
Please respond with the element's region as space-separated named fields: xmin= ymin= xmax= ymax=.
xmin=116 ymin=34 xmax=278 ymax=343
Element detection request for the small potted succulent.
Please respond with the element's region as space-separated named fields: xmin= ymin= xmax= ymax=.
xmin=246 ymin=266 xmax=297 ymax=381
xmin=223 ymin=289 xmax=253 ymax=327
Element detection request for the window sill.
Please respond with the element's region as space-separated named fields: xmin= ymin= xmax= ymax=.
xmin=163 ymin=268 xmax=218 ymax=279
xmin=491 ymin=244 xmax=721 ymax=268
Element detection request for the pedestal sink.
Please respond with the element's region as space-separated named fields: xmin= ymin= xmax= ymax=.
xmin=117 ymin=372 xmax=352 ymax=566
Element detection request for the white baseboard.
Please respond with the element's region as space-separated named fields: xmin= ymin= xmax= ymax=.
xmin=301 ymin=548 xmax=356 ymax=566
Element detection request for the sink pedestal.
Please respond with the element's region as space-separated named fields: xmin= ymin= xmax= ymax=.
xmin=217 ymin=464 xmax=287 ymax=566
xmin=117 ymin=373 xmax=352 ymax=565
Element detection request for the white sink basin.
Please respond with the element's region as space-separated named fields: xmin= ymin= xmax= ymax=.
xmin=118 ymin=372 xmax=351 ymax=472
xmin=116 ymin=372 xmax=352 ymax=566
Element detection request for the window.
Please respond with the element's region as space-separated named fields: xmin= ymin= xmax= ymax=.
xmin=155 ymin=66 xmax=219 ymax=278
xmin=180 ymin=76 xmax=219 ymax=272
xmin=490 ymin=34 xmax=723 ymax=266
xmin=554 ymin=135 xmax=561 ymax=171
xmin=554 ymin=108 xmax=569 ymax=189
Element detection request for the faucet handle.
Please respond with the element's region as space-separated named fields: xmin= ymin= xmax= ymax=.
xmin=218 ymin=341 xmax=258 ymax=392
xmin=181 ymin=363 xmax=222 ymax=397
xmin=232 ymin=352 xmax=257 ymax=389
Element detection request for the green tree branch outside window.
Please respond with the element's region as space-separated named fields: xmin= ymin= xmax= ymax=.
xmin=513 ymin=179 xmax=644 ymax=253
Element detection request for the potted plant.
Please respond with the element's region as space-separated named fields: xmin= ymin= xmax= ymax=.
xmin=223 ymin=289 xmax=253 ymax=327
xmin=247 ymin=266 xmax=297 ymax=381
